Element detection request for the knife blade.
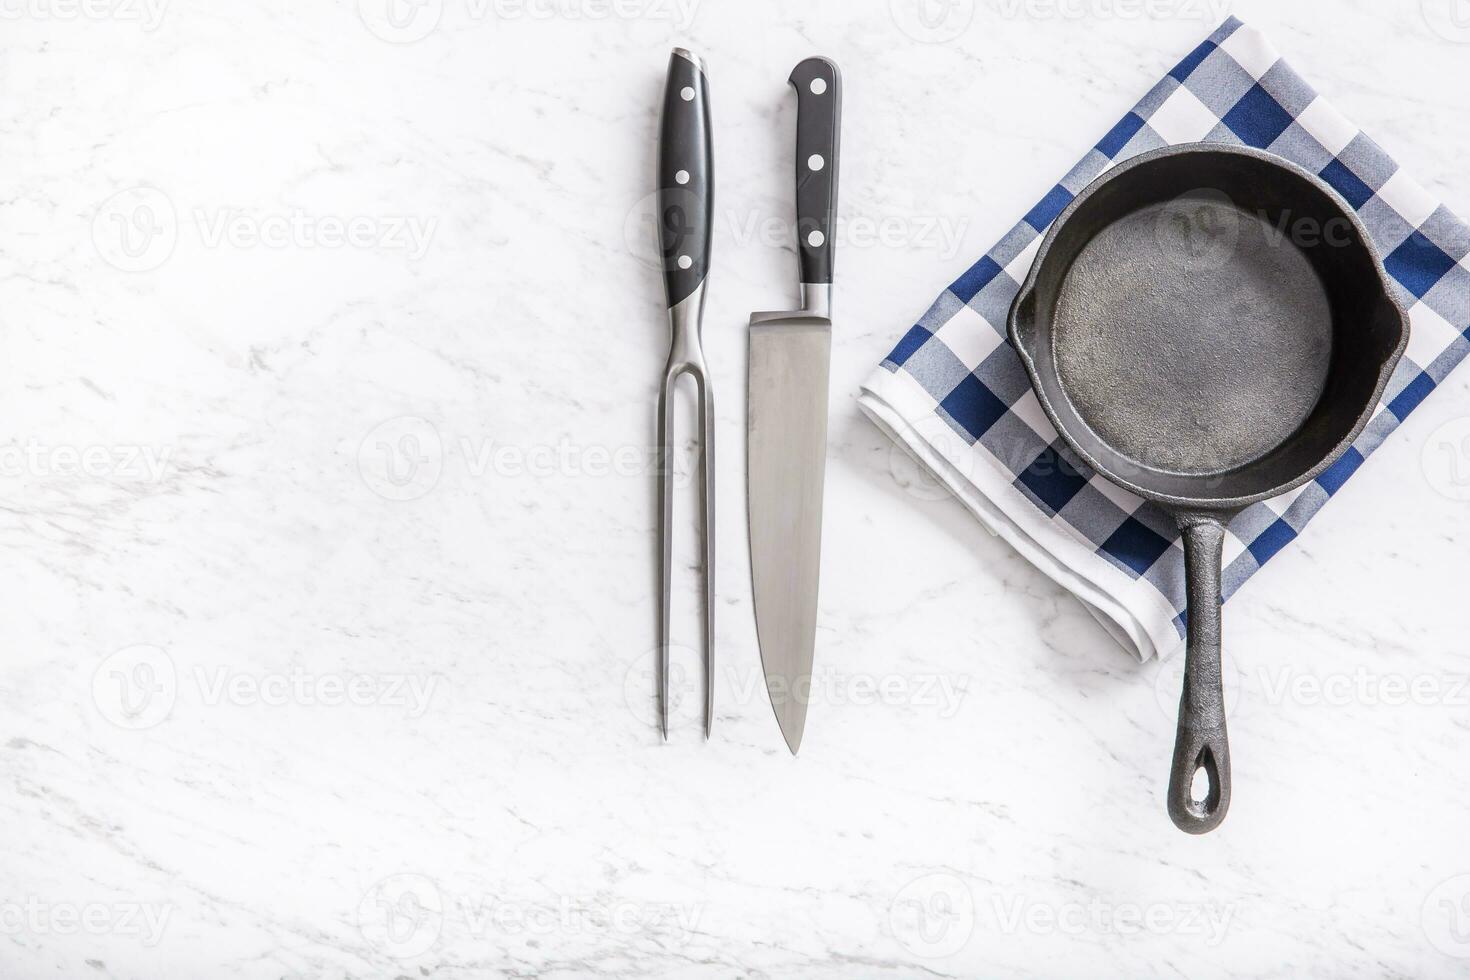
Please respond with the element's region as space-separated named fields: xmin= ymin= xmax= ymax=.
xmin=747 ymin=56 xmax=841 ymax=755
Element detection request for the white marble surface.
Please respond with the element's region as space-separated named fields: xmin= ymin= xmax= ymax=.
xmin=5 ymin=0 xmax=1470 ymax=976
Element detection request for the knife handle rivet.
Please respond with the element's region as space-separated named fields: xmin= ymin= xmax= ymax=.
xmin=807 ymin=154 xmax=824 ymax=172
xmin=675 ymin=169 xmax=690 ymax=185
xmin=680 ymin=86 xmax=695 ymax=101
xmin=807 ymin=230 xmax=825 ymax=248
xmin=678 ymin=255 xmax=693 ymax=269
xmin=809 ymin=77 xmax=827 ymax=95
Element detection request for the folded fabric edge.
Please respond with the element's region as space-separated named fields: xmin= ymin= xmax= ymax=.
xmin=858 ymin=368 xmax=1189 ymax=663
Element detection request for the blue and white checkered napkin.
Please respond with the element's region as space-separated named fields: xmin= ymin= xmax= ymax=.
xmin=859 ymin=17 xmax=1470 ymax=662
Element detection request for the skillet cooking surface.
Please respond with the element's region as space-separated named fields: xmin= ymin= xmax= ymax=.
xmin=1054 ymin=192 xmax=1332 ymax=477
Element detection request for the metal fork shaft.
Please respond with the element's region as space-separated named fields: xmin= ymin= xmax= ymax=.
xmin=657 ymin=286 xmax=713 ymax=739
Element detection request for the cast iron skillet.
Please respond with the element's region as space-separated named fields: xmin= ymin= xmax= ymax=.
xmin=1008 ymin=143 xmax=1409 ymax=834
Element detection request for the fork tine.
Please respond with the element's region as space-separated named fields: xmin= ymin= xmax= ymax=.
xmin=656 ymin=368 xmax=677 ymax=741
xmin=696 ymin=368 xmax=715 ymax=740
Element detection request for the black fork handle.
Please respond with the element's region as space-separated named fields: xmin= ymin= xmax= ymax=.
xmin=658 ymin=48 xmax=713 ymax=308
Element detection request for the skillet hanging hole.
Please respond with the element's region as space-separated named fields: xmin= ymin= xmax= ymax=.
xmin=1189 ymin=745 xmax=1221 ymax=815
xmin=1191 ymin=766 xmax=1209 ymax=805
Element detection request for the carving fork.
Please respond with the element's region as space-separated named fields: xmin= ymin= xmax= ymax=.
xmin=655 ymin=48 xmax=714 ymax=739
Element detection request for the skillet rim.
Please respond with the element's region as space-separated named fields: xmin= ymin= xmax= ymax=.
xmin=1006 ymin=142 xmax=1410 ymax=513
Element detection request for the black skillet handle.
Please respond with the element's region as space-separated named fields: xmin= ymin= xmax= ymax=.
xmin=1168 ymin=512 xmax=1234 ymax=835
xmin=789 ymin=57 xmax=840 ymax=287
xmin=658 ymin=48 xmax=714 ymax=308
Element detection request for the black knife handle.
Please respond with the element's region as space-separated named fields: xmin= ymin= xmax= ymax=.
xmin=658 ymin=48 xmax=713 ymax=309
xmin=790 ymin=57 xmax=840 ymax=286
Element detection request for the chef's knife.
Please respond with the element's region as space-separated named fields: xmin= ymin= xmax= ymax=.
xmin=747 ymin=56 xmax=840 ymax=755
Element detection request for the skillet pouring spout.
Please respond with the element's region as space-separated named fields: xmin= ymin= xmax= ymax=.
xmin=1006 ymin=142 xmax=1409 ymax=835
